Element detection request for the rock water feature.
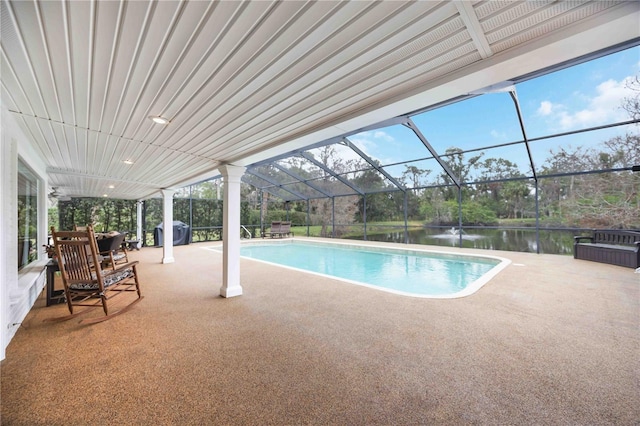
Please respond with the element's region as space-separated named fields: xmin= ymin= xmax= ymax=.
xmin=431 ymin=227 xmax=486 ymax=242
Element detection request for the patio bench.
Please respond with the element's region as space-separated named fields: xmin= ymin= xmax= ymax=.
xmin=573 ymin=229 xmax=640 ymax=268
xmin=261 ymin=221 xmax=294 ymax=238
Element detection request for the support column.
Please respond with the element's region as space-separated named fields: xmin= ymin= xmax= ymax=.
xmin=331 ymin=197 xmax=335 ymax=238
xmin=219 ymin=164 xmax=245 ymax=298
xmin=260 ymin=190 xmax=264 ymax=237
xmin=306 ymin=200 xmax=310 ymax=237
xmin=363 ymin=195 xmax=367 ymax=241
xmin=403 ymin=191 xmax=409 ymax=244
xmin=136 ymin=200 xmax=143 ymax=248
xmin=458 ymin=187 xmax=463 ymax=248
xmin=161 ymin=189 xmax=175 ymax=264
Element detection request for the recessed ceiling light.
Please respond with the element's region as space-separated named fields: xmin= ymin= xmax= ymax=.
xmin=123 ymin=159 xmax=134 ymax=165
xmin=108 ymin=185 xmax=115 ymax=189
xmin=103 ymin=194 xmax=108 ymax=197
xmin=149 ymin=115 xmax=170 ymax=125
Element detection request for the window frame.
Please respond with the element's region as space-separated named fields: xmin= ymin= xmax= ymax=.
xmin=17 ymin=157 xmax=40 ymax=271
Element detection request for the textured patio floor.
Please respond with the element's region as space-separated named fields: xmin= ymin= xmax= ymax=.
xmin=2 ymin=238 xmax=638 ymax=425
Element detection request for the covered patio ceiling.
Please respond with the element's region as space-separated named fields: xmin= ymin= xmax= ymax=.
xmin=1 ymin=0 xmax=639 ymax=201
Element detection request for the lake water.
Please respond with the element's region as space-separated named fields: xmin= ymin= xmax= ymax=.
xmin=346 ymin=228 xmax=584 ymax=255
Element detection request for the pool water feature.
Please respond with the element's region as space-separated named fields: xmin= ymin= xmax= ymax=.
xmin=233 ymin=240 xmax=510 ymax=298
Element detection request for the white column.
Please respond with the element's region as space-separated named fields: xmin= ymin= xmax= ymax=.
xmin=219 ymin=164 xmax=245 ymax=298
xmin=161 ymin=189 xmax=175 ymax=264
xmin=0 ymin=113 xmax=8 ymax=361
xmin=136 ymin=200 xmax=143 ymax=249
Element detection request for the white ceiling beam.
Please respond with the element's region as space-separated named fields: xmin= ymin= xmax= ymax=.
xmin=454 ymin=1 xmax=492 ymax=59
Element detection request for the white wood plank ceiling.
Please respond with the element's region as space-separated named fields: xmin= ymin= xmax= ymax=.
xmin=1 ymin=0 xmax=638 ymax=200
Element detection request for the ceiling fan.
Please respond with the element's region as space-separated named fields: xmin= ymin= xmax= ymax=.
xmin=48 ymin=187 xmax=71 ymax=202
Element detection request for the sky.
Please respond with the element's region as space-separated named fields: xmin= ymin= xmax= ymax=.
xmin=341 ymin=44 xmax=640 ymax=180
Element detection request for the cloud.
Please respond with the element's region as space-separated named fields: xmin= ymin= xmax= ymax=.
xmin=349 ymin=130 xmax=397 ymax=163
xmin=490 ymin=129 xmax=508 ymax=140
xmin=353 ymin=130 xmax=395 ymax=144
xmin=538 ymin=76 xmax=635 ymax=131
xmin=350 ymin=134 xmax=375 ymax=156
xmin=372 ymin=130 xmax=395 ymax=142
xmin=537 ymin=100 xmax=554 ymax=116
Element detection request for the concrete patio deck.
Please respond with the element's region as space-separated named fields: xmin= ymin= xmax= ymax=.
xmin=2 ymin=238 xmax=638 ymax=425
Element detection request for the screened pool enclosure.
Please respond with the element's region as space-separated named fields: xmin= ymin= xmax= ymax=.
xmin=58 ymin=46 xmax=640 ymax=255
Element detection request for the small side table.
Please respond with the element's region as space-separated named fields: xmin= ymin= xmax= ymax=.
xmin=123 ymin=239 xmax=140 ymax=251
xmin=46 ymin=259 xmax=65 ymax=306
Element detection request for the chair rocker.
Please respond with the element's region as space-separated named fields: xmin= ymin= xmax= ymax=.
xmin=49 ymin=225 xmax=142 ymax=324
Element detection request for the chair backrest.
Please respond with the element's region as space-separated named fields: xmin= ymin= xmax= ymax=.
xmin=270 ymin=221 xmax=282 ymax=232
xmin=593 ymin=230 xmax=640 ymax=245
xmin=51 ymin=226 xmax=103 ymax=291
xmin=280 ymin=221 xmax=291 ymax=233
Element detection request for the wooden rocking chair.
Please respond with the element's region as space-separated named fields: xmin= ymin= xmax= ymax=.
xmin=49 ymin=225 xmax=142 ymax=324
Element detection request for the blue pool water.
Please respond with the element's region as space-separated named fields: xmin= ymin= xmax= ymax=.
xmin=236 ymin=240 xmax=509 ymax=298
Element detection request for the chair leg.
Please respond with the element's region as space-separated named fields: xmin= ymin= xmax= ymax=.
xmin=100 ymin=292 xmax=109 ymax=315
xmin=133 ymin=265 xmax=141 ymax=297
xmin=65 ymin=290 xmax=74 ymax=314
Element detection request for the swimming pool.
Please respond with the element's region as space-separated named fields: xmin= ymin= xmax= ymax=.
xmin=225 ymin=239 xmax=510 ymax=298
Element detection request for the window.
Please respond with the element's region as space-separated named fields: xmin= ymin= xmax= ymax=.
xmin=18 ymin=159 xmax=39 ymax=270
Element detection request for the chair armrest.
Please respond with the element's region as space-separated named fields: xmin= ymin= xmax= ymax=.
xmin=574 ymin=236 xmax=593 ymax=243
xmin=102 ymin=260 xmax=139 ymax=277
